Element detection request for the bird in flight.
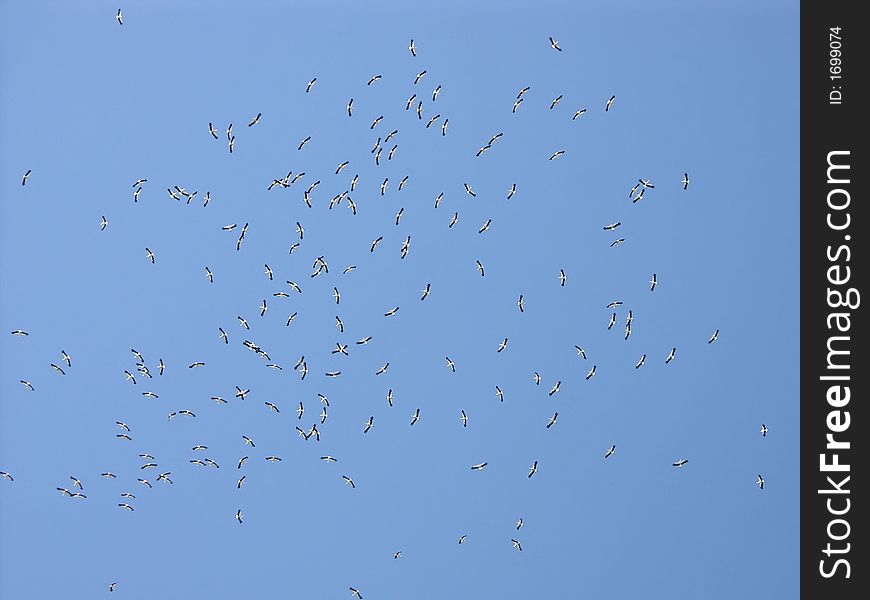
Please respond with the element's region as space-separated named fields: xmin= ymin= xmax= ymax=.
xmin=682 ymin=173 xmax=690 ymax=189
xmin=248 ymin=113 xmax=261 ymax=127
xmin=604 ymin=445 xmax=616 ymax=459
xmin=350 ymin=588 xmax=363 ymax=599
xmin=306 ymin=78 xmax=317 ymax=93
xmin=605 ymin=95 xmax=616 ymax=111
xmin=548 ymin=36 xmax=561 ymax=51
xmin=708 ymin=329 xmax=720 ymax=344
xmin=21 ymin=169 xmax=32 ymax=185
xmin=446 ymin=356 xmax=456 ymax=372
xmin=673 ymin=459 xmax=688 ymax=468
xmin=409 ymin=38 xmax=416 ymax=56
xmin=528 ymin=460 xmax=538 ymax=478
xmin=549 ymin=150 xmax=565 ymax=160
xmin=512 ymin=539 xmax=523 ymax=551
xmin=116 ymin=9 xmax=123 ymax=25
xmin=518 ymin=294 xmax=525 ymax=312
xmin=635 ymin=354 xmax=647 ymax=369
xmin=342 ymin=475 xmax=355 ymax=488
xmin=573 ymin=108 xmax=587 ymax=120
xmin=410 ymin=408 xmax=421 ymax=426
xmin=548 ymin=380 xmax=561 ymax=396
xmin=760 ymin=424 xmax=769 ymax=437
xmin=458 ymin=534 xmax=468 ymax=544
xmin=145 ymin=248 xmax=155 ymax=264
xmin=665 ymin=347 xmax=676 ymax=364
xmin=497 ymin=338 xmax=508 ymax=353
xmin=460 ymin=410 xmax=468 ymax=428
xmin=756 ymin=475 xmax=765 ymax=490
xmin=470 ymin=462 xmax=488 ymax=471
xmin=546 ymin=412 xmax=558 ymax=429
xmin=650 ymin=273 xmax=658 ymax=291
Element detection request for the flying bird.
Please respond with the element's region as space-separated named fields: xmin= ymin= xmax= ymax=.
xmin=682 ymin=173 xmax=690 ymax=189
xmin=248 ymin=113 xmax=261 ymax=127
xmin=512 ymin=539 xmax=523 ymax=551
xmin=604 ymin=445 xmax=616 ymax=459
xmin=708 ymin=329 xmax=720 ymax=344
xmin=673 ymin=459 xmax=688 ymax=468
xmin=116 ymin=9 xmax=123 ymax=25
xmin=665 ymin=347 xmax=676 ymax=364
xmin=22 ymin=169 xmax=32 ymax=186
xmin=649 ymin=273 xmax=658 ymax=291
xmin=756 ymin=475 xmax=765 ymax=490
xmin=306 ymin=78 xmax=317 ymax=93
xmin=528 ymin=461 xmax=538 ymax=478
xmin=470 ymin=463 xmax=487 ymax=471
xmin=408 ymin=38 xmax=416 ymax=56
xmin=546 ymin=412 xmax=558 ymax=429
xmin=760 ymin=424 xmax=768 ymax=437
xmin=548 ymin=36 xmax=561 ymax=51
xmin=605 ymin=95 xmax=616 ymax=111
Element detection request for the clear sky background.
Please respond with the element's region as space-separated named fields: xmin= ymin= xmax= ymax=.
xmin=0 ymin=1 xmax=799 ymax=598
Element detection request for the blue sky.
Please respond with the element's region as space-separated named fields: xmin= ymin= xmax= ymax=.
xmin=0 ymin=1 xmax=799 ymax=598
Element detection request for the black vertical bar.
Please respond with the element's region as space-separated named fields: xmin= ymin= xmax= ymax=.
xmin=801 ymin=2 xmax=863 ymax=596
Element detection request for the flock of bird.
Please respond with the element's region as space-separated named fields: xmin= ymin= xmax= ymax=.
xmin=2 ymin=20 xmax=772 ymax=597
